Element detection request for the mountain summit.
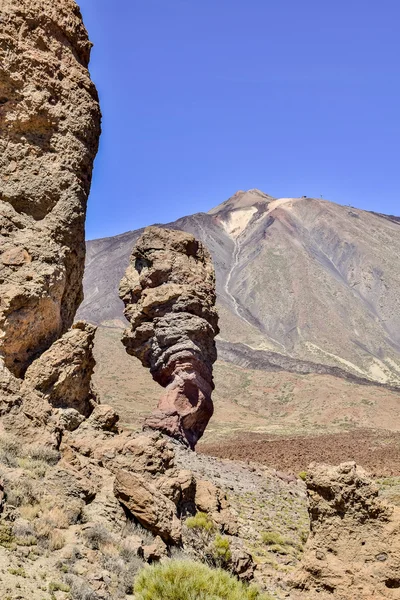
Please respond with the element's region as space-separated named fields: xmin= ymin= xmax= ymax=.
xmin=78 ymin=190 xmax=400 ymax=386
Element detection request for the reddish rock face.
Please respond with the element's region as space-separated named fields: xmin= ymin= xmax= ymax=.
xmin=119 ymin=226 xmax=219 ymax=449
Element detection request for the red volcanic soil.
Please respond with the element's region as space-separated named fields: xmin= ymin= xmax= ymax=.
xmin=198 ymin=429 xmax=400 ymax=477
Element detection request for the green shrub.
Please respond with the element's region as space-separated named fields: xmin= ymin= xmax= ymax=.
xmin=134 ymin=559 xmax=270 ymax=600
xmin=185 ymin=512 xmax=215 ymax=532
xmin=261 ymin=531 xmax=290 ymax=546
xmin=298 ymin=471 xmax=307 ymax=481
xmin=211 ymin=534 xmax=232 ymax=567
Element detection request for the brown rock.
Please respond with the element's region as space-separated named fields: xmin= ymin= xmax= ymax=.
xmin=119 ymin=226 xmax=219 ymax=448
xmin=292 ymin=461 xmax=400 ymax=599
xmin=1 ymin=247 xmax=31 ymax=266
xmin=23 ymin=322 xmax=97 ymax=417
xmin=86 ymin=404 xmax=119 ymax=432
xmin=0 ymin=0 xmax=101 ymax=376
xmin=95 ymin=432 xmax=175 ymax=475
xmin=195 ymin=479 xmax=220 ymax=513
xmin=114 ymin=469 xmax=181 ymax=543
xmin=143 ymin=535 xmax=167 ymax=562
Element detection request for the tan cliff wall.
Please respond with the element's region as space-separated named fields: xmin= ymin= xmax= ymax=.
xmin=0 ymin=0 xmax=101 ymax=376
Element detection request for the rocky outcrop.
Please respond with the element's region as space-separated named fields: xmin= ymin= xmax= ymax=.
xmin=0 ymin=0 xmax=101 ymax=376
xmin=23 ymin=321 xmax=97 ymax=417
xmin=292 ymin=462 xmax=400 ymax=599
xmin=119 ymin=226 xmax=219 ymax=449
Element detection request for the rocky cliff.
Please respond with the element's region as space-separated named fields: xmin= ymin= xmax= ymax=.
xmin=0 ymin=0 xmax=101 ymax=376
xmin=292 ymin=462 xmax=400 ymax=599
xmin=119 ymin=226 xmax=219 ymax=449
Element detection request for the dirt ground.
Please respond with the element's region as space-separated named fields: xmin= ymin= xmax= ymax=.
xmin=198 ymin=429 xmax=400 ymax=477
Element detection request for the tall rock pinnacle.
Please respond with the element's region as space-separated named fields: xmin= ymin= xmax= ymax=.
xmin=119 ymin=226 xmax=219 ymax=449
xmin=0 ymin=0 xmax=101 ymax=376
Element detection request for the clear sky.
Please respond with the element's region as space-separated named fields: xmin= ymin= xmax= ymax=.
xmin=78 ymin=0 xmax=400 ymax=240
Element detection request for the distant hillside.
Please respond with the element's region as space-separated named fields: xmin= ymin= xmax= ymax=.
xmin=78 ymin=189 xmax=400 ymax=386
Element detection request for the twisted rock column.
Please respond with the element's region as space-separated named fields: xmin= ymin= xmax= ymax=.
xmin=119 ymin=226 xmax=219 ymax=449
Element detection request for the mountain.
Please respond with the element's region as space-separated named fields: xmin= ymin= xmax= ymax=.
xmin=78 ymin=189 xmax=400 ymax=386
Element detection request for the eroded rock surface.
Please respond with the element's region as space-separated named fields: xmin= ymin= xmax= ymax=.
xmin=119 ymin=226 xmax=219 ymax=449
xmin=23 ymin=321 xmax=97 ymax=417
xmin=0 ymin=0 xmax=101 ymax=376
xmin=292 ymin=462 xmax=400 ymax=599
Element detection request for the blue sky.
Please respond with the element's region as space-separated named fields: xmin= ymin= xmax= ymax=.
xmin=78 ymin=0 xmax=400 ymax=240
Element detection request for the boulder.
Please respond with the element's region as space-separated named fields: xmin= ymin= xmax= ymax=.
xmin=114 ymin=469 xmax=181 ymax=544
xmin=119 ymin=226 xmax=219 ymax=449
xmin=23 ymin=322 xmax=97 ymax=417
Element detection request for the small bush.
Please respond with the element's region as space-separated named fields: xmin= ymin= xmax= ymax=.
xmin=134 ymin=560 xmax=269 ymax=600
xmin=5 ymin=477 xmax=39 ymax=507
xmin=0 ymin=435 xmax=20 ymax=467
xmin=19 ymin=504 xmax=40 ymax=521
xmin=186 ymin=512 xmax=215 ymax=533
xmin=0 ymin=524 xmax=15 ymax=548
xmin=8 ymin=567 xmax=27 ymax=577
xmin=17 ymin=457 xmax=47 ymax=478
xmin=261 ymin=531 xmax=291 ymax=547
xmin=49 ymin=581 xmax=70 ymax=593
xmin=24 ymin=444 xmax=60 ymax=466
xmin=298 ymin=471 xmax=307 ymax=481
xmin=83 ymin=523 xmax=113 ymax=550
xmin=49 ymin=530 xmax=65 ymax=551
xmin=65 ymin=574 xmax=99 ymax=600
xmin=122 ymin=520 xmax=154 ymax=544
xmin=13 ymin=520 xmax=37 ymax=546
xmin=211 ymin=534 xmax=232 ymax=567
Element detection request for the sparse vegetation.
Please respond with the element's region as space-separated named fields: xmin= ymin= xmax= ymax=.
xmin=83 ymin=522 xmax=113 ymax=550
xmin=134 ymin=560 xmax=271 ymax=600
xmin=211 ymin=534 xmax=232 ymax=567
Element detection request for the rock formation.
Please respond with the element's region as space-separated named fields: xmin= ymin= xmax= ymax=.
xmin=292 ymin=462 xmax=400 ymax=599
xmin=119 ymin=226 xmax=219 ymax=449
xmin=23 ymin=321 xmax=97 ymax=417
xmin=0 ymin=0 xmax=101 ymax=376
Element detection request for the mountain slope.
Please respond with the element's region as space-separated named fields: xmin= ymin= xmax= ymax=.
xmin=78 ymin=189 xmax=400 ymax=385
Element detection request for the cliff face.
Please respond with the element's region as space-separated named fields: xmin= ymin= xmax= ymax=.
xmin=292 ymin=462 xmax=400 ymax=599
xmin=119 ymin=226 xmax=219 ymax=449
xmin=0 ymin=0 xmax=101 ymax=376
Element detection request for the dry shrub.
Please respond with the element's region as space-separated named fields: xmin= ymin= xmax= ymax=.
xmin=19 ymin=504 xmax=40 ymax=521
xmin=24 ymin=444 xmax=60 ymax=465
xmin=5 ymin=477 xmax=39 ymax=507
xmin=17 ymin=457 xmax=47 ymax=478
xmin=0 ymin=434 xmax=20 ymax=467
xmin=122 ymin=520 xmax=154 ymax=545
xmin=35 ymin=506 xmax=69 ymax=548
xmin=48 ymin=529 xmax=65 ymax=551
xmin=83 ymin=523 xmax=113 ymax=550
xmin=64 ymin=574 xmax=99 ymax=600
xmin=12 ymin=520 xmax=37 ymax=546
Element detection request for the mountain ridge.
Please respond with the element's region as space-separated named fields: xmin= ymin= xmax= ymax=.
xmin=78 ymin=190 xmax=400 ymax=386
